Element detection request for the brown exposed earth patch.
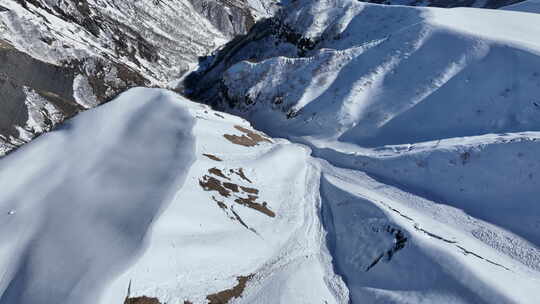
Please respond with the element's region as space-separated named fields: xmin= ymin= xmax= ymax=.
xmin=200 ymin=174 xmax=275 ymax=217
xmin=235 ymin=196 xmax=275 ymax=218
xmin=199 ymin=175 xmax=231 ymax=197
xmin=0 ymin=40 xmax=16 ymax=50
xmin=199 ymin=167 xmax=275 ymax=231
xmin=203 ymin=153 xmax=223 ymax=161
xmin=209 ymin=167 xmax=230 ymax=179
xmin=223 ymin=182 xmax=240 ymax=192
xmin=124 ymin=296 xmax=161 ymax=304
xmin=240 ymin=186 xmax=258 ymax=195
xmin=224 ymin=125 xmax=272 ymax=147
xmin=206 ymin=274 xmax=255 ymax=304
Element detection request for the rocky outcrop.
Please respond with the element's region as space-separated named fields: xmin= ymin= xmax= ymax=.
xmin=0 ymin=38 xmax=146 ymax=154
xmin=189 ymin=0 xmax=269 ymax=37
xmin=1 ymin=39 xmax=76 ymax=153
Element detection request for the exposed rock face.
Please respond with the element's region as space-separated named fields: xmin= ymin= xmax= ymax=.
xmin=0 ymin=39 xmax=77 ymax=153
xmin=0 ymin=0 xmax=276 ymax=156
xmin=189 ymin=0 xmax=273 ymax=36
xmin=0 ymin=37 xmax=146 ymax=153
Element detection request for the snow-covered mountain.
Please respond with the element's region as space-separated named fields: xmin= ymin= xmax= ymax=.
xmin=0 ymin=0 xmax=276 ymax=155
xmin=1 ymin=0 xmax=540 ymax=303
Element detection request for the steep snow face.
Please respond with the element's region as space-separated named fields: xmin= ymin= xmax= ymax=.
xmin=0 ymin=0 xmax=278 ymax=157
xmin=316 ymin=133 xmax=540 ymax=257
xmin=100 ymin=103 xmax=347 ymax=304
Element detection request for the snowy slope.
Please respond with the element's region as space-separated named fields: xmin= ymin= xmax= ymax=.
xmin=0 ymin=0 xmax=274 ymax=85
xmin=319 ymin=161 xmax=540 ymax=304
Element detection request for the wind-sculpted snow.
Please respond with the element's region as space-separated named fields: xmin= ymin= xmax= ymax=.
xmin=320 ymin=173 xmax=486 ymax=304
xmin=0 ymin=88 xmax=196 ymax=304
xmin=319 ymin=163 xmax=540 ymax=304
